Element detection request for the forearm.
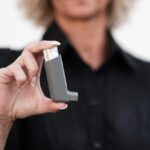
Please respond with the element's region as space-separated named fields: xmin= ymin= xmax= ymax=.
xmin=0 ymin=120 xmax=12 ymax=150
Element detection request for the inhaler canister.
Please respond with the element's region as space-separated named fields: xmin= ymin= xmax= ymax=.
xmin=43 ymin=46 xmax=78 ymax=102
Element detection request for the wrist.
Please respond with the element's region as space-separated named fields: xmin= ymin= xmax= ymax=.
xmin=0 ymin=119 xmax=13 ymax=150
xmin=0 ymin=116 xmax=13 ymax=127
xmin=0 ymin=118 xmax=13 ymax=135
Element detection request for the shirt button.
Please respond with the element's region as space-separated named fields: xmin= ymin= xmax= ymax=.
xmin=93 ymin=141 xmax=102 ymax=149
xmin=88 ymin=99 xmax=99 ymax=106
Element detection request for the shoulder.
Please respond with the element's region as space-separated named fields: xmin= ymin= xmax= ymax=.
xmin=125 ymin=52 xmax=150 ymax=74
xmin=124 ymin=52 xmax=150 ymax=87
xmin=0 ymin=48 xmax=22 ymax=67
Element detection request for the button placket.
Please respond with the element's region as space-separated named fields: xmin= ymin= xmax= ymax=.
xmin=88 ymin=98 xmax=99 ymax=106
xmin=93 ymin=141 xmax=102 ymax=149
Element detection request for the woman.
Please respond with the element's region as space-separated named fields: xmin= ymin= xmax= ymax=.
xmin=1 ymin=0 xmax=150 ymax=150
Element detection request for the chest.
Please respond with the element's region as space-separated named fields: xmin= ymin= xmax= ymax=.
xmin=38 ymin=65 xmax=150 ymax=150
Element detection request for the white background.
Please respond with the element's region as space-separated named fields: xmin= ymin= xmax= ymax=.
xmin=0 ymin=0 xmax=150 ymax=61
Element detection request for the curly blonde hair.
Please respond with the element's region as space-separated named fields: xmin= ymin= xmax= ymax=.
xmin=19 ymin=0 xmax=134 ymax=28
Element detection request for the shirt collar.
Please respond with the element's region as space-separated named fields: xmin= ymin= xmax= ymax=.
xmin=42 ymin=21 xmax=137 ymax=71
xmin=107 ymin=33 xmax=138 ymax=70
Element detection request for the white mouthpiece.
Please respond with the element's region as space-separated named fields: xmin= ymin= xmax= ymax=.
xmin=43 ymin=47 xmax=59 ymax=61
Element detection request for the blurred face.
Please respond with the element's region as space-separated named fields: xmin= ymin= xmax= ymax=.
xmin=51 ymin=0 xmax=111 ymax=19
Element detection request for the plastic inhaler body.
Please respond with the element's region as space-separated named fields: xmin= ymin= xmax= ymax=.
xmin=43 ymin=46 xmax=78 ymax=102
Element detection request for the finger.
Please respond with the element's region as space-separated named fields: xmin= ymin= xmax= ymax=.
xmin=35 ymin=98 xmax=68 ymax=114
xmin=11 ymin=65 xmax=27 ymax=87
xmin=15 ymin=40 xmax=60 ymax=79
xmin=24 ymin=41 xmax=60 ymax=54
xmin=1 ymin=64 xmax=27 ymax=86
xmin=22 ymin=51 xmax=39 ymax=81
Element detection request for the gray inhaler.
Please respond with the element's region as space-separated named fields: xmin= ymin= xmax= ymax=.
xmin=43 ymin=46 xmax=78 ymax=102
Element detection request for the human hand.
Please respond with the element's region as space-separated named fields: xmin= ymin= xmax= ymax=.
xmin=0 ymin=41 xmax=68 ymax=123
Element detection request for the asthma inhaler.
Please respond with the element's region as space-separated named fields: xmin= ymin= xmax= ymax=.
xmin=43 ymin=46 xmax=78 ymax=102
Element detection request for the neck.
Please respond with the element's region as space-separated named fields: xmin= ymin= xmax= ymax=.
xmin=55 ymin=12 xmax=109 ymax=70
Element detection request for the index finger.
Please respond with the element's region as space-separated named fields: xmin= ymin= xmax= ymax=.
xmin=24 ymin=41 xmax=61 ymax=53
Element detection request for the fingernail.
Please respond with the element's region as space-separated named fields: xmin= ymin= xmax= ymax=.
xmin=31 ymin=76 xmax=37 ymax=86
xmin=51 ymin=41 xmax=61 ymax=46
xmin=60 ymin=104 xmax=68 ymax=110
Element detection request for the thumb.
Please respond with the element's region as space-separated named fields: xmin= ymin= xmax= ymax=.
xmin=35 ymin=98 xmax=68 ymax=114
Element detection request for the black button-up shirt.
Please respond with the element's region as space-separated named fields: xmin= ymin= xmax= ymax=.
xmin=1 ymin=22 xmax=150 ymax=150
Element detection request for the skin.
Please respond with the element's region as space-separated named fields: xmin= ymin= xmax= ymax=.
xmin=0 ymin=0 xmax=111 ymax=149
xmin=51 ymin=0 xmax=110 ymax=20
xmin=0 ymin=41 xmax=68 ymax=149
xmin=51 ymin=0 xmax=110 ymax=70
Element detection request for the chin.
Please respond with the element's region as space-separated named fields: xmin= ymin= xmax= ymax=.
xmin=67 ymin=9 xmax=100 ymax=19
